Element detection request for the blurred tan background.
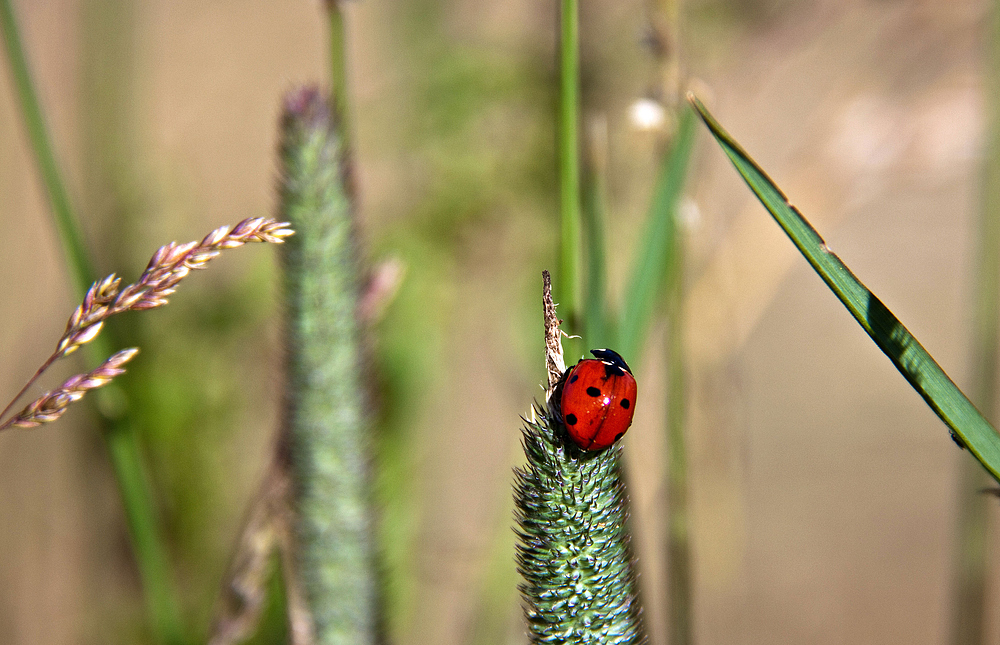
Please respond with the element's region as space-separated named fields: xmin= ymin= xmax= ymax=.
xmin=0 ymin=0 xmax=997 ymax=644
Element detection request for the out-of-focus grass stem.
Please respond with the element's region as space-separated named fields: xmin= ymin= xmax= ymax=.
xmin=618 ymin=107 xmax=695 ymax=361
xmin=0 ymin=2 xmax=185 ymax=643
xmin=949 ymin=2 xmax=1000 ymax=643
xmin=645 ymin=2 xmax=692 ymax=641
xmin=583 ymin=115 xmax=609 ymax=348
xmin=664 ymin=226 xmax=691 ymax=645
xmin=109 ymin=423 xmax=187 ymax=645
xmin=327 ymin=0 xmax=350 ymax=139
xmin=559 ymin=0 xmax=581 ymax=354
xmin=0 ymin=0 xmax=93 ymax=293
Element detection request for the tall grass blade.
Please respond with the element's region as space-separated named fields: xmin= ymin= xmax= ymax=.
xmin=619 ymin=107 xmax=696 ymax=361
xmin=109 ymin=426 xmax=187 ymax=645
xmin=689 ymin=95 xmax=1000 ymax=483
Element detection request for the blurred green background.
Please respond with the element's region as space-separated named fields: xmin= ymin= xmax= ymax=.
xmin=0 ymin=0 xmax=997 ymax=644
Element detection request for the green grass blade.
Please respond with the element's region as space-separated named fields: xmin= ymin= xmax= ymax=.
xmin=689 ymin=95 xmax=1000 ymax=483
xmin=107 ymin=424 xmax=187 ymax=645
xmin=664 ymin=213 xmax=692 ymax=645
xmin=618 ymin=107 xmax=696 ymax=361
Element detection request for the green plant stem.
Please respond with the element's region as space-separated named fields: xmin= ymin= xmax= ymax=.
xmin=1 ymin=3 xmax=184 ymax=643
xmin=949 ymin=2 xmax=1000 ymax=643
xmin=558 ymin=0 xmax=581 ymax=347
xmin=664 ymin=230 xmax=691 ymax=645
xmin=583 ymin=116 xmax=609 ymax=348
xmin=327 ymin=0 xmax=350 ymax=139
xmin=0 ymin=0 xmax=94 ymax=294
xmin=108 ymin=421 xmax=186 ymax=645
xmin=280 ymin=87 xmax=376 ymax=645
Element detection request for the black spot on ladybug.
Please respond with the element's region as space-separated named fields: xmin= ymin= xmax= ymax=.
xmin=565 ymin=413 xmax=578 ymax=426
xmin=569 ymin=375 xmax=579 ymax=384
xmin=620 ymin=399 xmax=630 ymax=409
xmin=586 ymin=386 xmax=601 ymax=397
xmin=614 ymin=432 xmax=625 ymax=442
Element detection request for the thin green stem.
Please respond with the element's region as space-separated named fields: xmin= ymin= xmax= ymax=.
xmin=583 ymin=116 xmax=609 ymax=348
xmin=646 ymin=2 xmax=691 ymax=641
xmin=327 ymin=1 xmax=350 ymax=139
xmin=664 ymin=230 xmax=691 ymax=645
xmin=0 ymin=0 xmax=94 ymax=295
xmin=108 ymin=422 xmax=187 ymax=645
xmin=0 ymin=3 xmax=184 ymax=642
xmin=948 ymin=2 xmax=1000 ymax=642
xmin=619 ymin=107 xmax=695 ymax=361
xmin=558 ymin=0 xmax=581 ymax=348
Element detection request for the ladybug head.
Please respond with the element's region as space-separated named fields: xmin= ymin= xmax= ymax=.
xmin=590 ymin=348 xmax=632 ymax=377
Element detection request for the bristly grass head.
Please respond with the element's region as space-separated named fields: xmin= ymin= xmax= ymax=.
xmin=514 ymin=401 xmax=646 ymax=644
xmin=513 ymin=272 xmax=646 ymax=644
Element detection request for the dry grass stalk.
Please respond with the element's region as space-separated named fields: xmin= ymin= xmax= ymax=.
xmin=208 ymin=461 xmax=296 ymax=645
xmin=0 ymin=217 xmax=293 ymax=430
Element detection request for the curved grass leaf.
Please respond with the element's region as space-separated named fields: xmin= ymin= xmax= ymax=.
xmin=688 ymin=94 xmax=1000 ymax=484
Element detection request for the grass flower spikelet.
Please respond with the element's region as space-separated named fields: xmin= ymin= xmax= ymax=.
xmin=2 ymin=348 xmax=138 ymax=429
xmin=0 ymin=217 xmax=293 ymax=430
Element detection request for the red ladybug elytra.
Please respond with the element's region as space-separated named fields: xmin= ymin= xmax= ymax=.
xmin=560 ymin=349 xmax=637 ymax=451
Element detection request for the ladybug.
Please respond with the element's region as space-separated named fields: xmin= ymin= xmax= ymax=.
xmin=560 ymin=348 xmax=637 ymax=451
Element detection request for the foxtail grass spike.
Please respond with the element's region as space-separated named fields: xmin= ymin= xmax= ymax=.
xmin=514 ymin=272 xmax=646 ymax=644
xmin=514 ymin=406 xmax=647 ymax=644
xmin=279 ymin=86 xmax=377 ymax=645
